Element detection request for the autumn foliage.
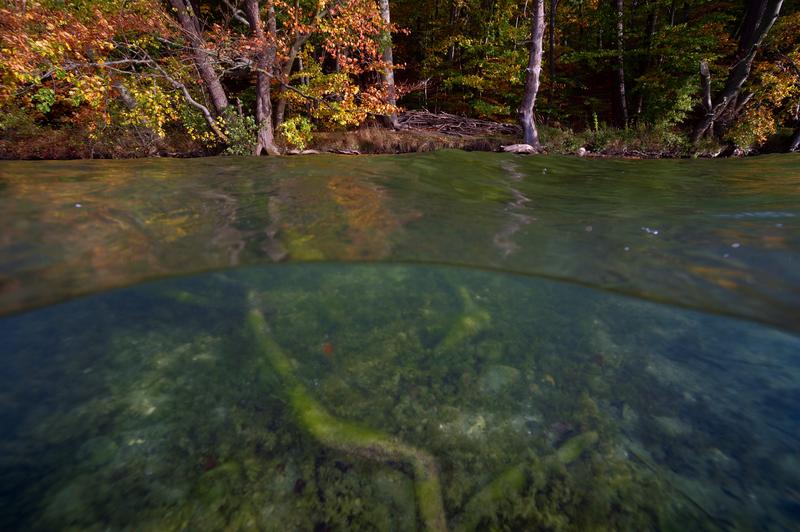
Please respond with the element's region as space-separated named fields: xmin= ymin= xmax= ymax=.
xmin=1 ymin=0 xmax=798 ymax=157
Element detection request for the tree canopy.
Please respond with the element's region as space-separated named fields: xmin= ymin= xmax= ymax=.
xmin=1 ymin=0 xmax=798 ymax=157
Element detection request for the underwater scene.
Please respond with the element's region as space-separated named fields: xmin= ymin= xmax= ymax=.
xmin=1 ymin=263 xmax=798 ymax=530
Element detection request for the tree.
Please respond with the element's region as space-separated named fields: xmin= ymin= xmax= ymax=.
xmin=379 ymin=0 xmax=399 ymax=128
xmin=519 ymin=0 xmax=545 ymax=147
xmin=168 ymin=0 xmax=229 ymax=115
xmin=692 ymin=0 xmax=785 ymax=143
xmin=548 ymin=0 xmax=558 ymax=99
xmin=243 ymin=0 xmax=280 ymax=155
xmin=614 ymin=0 xmax=628 ymax=126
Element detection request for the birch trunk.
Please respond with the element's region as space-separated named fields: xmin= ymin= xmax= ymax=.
xmin=614 ymin=0 xmax=628 ymax=127
xmin=380 ymin=0 xmax=399 ymax=128
xmin=790 ymin=126 xmax=800 ymax=152
xmin=519 ymin=0 xmax=545 ymax=148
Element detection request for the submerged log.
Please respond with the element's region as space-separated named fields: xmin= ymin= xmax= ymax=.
xmin=437 ymin=286 xmax=491 ymax=352
xmin=247 ymin=297 xmax=447 ymax=531
xmin=457 ymin=431 xmax=599 ymax=529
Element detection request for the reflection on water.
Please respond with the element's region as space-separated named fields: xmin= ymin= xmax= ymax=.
xmin=1 ymin=152 xmax=799 ymax=330
xmin=1 ymin=264 xmax=798 ymax=530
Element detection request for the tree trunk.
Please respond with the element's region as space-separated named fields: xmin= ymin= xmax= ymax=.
xmin=635 ymin=7 xmax=657 ymax=119
xmin=548 ymin=0 xmax=558 ymax=103
xmin=379 ymin=0 xmax=399 ymax=128
xmin=275 ymin=35 xmax=310 ymax=128
xmin=244 ymin=0 xmax=281 ymax=156
xmin=789 ymin=127 xmax=800 ymax=152
xmin=691 ymin=0 xmax=784 ymax=143
xmin=614 ymin=0 xmax=628 ymax=127
xmin=168 ymin=0 xmax=228 ymax=115
xmin=519 ymin=0 xmax=545 ymax=148
xmin=697 ymin=60 xmax=714 ymax=136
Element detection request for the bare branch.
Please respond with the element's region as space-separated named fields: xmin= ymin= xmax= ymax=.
xmin=150 ymin=61 xmax=228 ymax=141
xmin=222 ymin=0 xmax=250 ymax=26
xmin=734 ymin=92 xmax=754 ymax=116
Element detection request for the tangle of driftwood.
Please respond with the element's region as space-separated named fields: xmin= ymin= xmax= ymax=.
xmin=396 ymin=110 xmax=521 ymax=137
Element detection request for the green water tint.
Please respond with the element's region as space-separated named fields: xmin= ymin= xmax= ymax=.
xmin=1 ymin=264 xmax=799 ymax=530
xmin=1 ymin=152 xmax=799 ymax=331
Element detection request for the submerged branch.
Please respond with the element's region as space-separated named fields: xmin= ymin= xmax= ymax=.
xmin=246 ymin=296 xmax=447 ymax=531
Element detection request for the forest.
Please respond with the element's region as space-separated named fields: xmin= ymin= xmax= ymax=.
xmin=0 ymin=0 xmax=798 ymax=158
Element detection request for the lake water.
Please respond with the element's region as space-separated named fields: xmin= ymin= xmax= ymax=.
xmin=1 ymin=152 xmax=798 ymax=530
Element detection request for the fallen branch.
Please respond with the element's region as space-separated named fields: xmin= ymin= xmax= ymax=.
xmin=397 ymin=110 xmax=521 ymax=137
xmin=247 ymin=296 xmax=447 ymax=531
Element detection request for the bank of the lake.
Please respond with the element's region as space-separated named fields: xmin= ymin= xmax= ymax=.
xmin=6 ymin=111 xmax=798 ymax=161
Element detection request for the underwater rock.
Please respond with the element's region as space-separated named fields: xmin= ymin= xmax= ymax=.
xmin=77 ymin=437 xmax=119 ymax=468
xmin=556 ymin=431 xmax=599 ymax=464
xmin=478 ymin=365 xmax=520 ymax=394
xmin=546 ymin=420 xmax=576 ymax=448
xmin=465 ymin=414 xmax=487 ymax=438
xmin=621 ymin=403 xmax=639 ymax=429
xmin=654 ymin=416 xmax=692 ymax=438
xmin=706 ymin=448 xmax=736 ymax=474
xmin=502 ymin=144 xmax=538 ymax=154
xmin=437 ymin=411 xmax=490 ymax=440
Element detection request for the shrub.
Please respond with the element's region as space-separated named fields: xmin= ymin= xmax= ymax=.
xmin=279 ymin=116 xmax=314 ymax=151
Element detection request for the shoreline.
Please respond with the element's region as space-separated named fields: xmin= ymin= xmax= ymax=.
xmin=2 ymin=116 xmax=797 ymax=161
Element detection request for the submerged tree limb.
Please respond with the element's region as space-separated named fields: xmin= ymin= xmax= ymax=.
xmin=437 ymin=286 xmax=491 ymax=352
xmin=456 ymin=431 xmax=598 ymax=529
xmin=246 ymin=296 xmax=447 ymax=531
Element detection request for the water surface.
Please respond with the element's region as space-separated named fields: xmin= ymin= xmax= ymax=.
xmin=2 ymin=152 xmax=798 ymax=329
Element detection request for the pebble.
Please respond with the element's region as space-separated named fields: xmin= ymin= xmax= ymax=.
xmin=479 ymin=365 xmax=520 ymax=393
